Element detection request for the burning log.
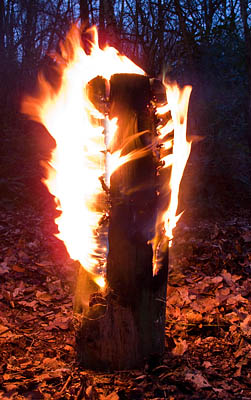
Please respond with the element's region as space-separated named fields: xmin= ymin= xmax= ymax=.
xmin=22 ymin=24 xmax=192 ymax=372
xmin=76 ymin=74 xmax=168 ymax=370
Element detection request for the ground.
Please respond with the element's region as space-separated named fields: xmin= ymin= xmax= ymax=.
xmin=0 ymin=201 xmax=250 ymax=400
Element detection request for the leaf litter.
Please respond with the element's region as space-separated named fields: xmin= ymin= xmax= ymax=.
xmin=0 ymin=205 xmax=250 ymax=399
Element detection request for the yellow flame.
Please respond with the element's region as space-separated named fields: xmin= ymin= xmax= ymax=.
xmin=94 ymin=275 xmax=106 ymax=288
xmin=22 ymin=24 xmax=144 ymax=284
xmin=152 ymin=82 xmax=192 ymax=274
xmin=162 ymin=83 xmax=192 ymax=240
xmin=22 ymin=23 xmax=192 ymax=282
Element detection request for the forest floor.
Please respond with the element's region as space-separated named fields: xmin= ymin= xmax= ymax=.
xmin=0 ymin=201 xmax=250 ymax=400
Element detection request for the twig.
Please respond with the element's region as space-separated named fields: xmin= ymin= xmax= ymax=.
xmin=76 ymin=373 xmax=92 ymax=400
xmin=76 ymin=380 xmax=85 ymax=400
xmin=55 ymin=375 xmax=72 ymax=398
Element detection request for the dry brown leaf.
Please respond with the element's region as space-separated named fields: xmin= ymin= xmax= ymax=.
xmin=100 ymin=392 xmax=119 ymax=400
xmin=42 ymin=357 xmax=62 ymax=369
xmin=211 ymin=276 xmax=223 ymax=285
xmin=3 ymin=383 xmax=21 ymax=391
xmin=0 ymin=263 xmax=10 ymax=274
xmin=63 ymin=344 xmax=74 ymax=353
xmin=240 ymin=315 xmax=251 ymax=338
xmin=241 ymin=232 xmax=251 ymax=243
xmin=202 ymin=361 xmax=212 ymax=368
xmin=35 ymin=261 xmax=53 ymax=267
xmin=12 ymin=265 xmax=25 ymax=273
xmin=0 ymin=324 xmax=12 ymax=338
xmin=35 ymin=372 xmax=52 ymax=382
xmin=221 ymin=270 xmax=234 ymax=286
xmin=54 ymin=316 xmax=70 ymax=330
xmin=185 ymin=370 xmax=211 ymax=389
xmin=226 ymin=294 xmax=248 ymax=305
xmin=185 ymin=309 xmax=203 ymax=323
xmin=172 ymin=338 xmax=188 ymax=356
xmin=36 ymin=290 xmax=52 ymax=301
xmin=3 ymin=373 xmax=12 ymax=381
xmin=224 ymin=312 xmax=239 ymax=323
xmin=191 ymin=297 xmax=219 ymax=313
xmin=19 ymin=300 xmax=38 ymax=310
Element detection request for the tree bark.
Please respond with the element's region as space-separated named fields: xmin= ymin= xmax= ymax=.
xmin=174 ymin=0 xmax=199 ymax=76
xmin=240 ymin=0 xmax=251 ymax=147
xmin=76 ymin=74 xmax=168 ymax=370
xmin=80 ymin=0 xmax=89 ymax=25
xmin=0 ymin=0 xmax=4 ymax=58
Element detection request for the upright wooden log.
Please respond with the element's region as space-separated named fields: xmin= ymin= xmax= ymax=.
xmin=76 ymin=74 xmax=168 ymax=370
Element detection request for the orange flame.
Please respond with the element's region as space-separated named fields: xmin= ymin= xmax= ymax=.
xmin=22 ymin=23 xmax=192 ymax=282
xmin=22 ymin=24 xmax=144 ymax=286
xmin=161 ymin=83 xmax=192 ymax=240
xmin=152 ymin=82 xmax=192 ymax=274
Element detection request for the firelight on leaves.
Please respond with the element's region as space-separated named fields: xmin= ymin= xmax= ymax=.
xmin=22 ymin=24 xmax=192 ymax=284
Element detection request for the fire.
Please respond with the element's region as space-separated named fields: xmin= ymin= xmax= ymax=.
xmin=152 ymin=83 xmax=192 ymax=273
xmin=161 ymin=84 xmax=192 ymax=240
xmin=22 ymin=23 xmax=191 ymax=283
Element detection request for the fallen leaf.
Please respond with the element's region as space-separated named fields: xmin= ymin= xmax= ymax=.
xmin=185 ymin=309 xmax=203 ymax=323
xmin=241 ymin=231 xmax=251 ymax=243
xmin=3 ymin=383 xmax=21 ymax=391
xmin=172 ymin=338 xmax=188 ymax=356
xmin=240 ymin=315 xmax=251 ymax=338
xmin=0 ymin=263 xmax=10 ymax=275
xmin=36 ymin=291 xmax=52 ymax=301
xmin=54 ymin=316 xmax=70 ymax=330
xmin=12 ymin=265 xmax=25 ymax=273
xmin=19 ymin=300 xmax=38 ymax=310
xmin=3 ymin=373 xmax=12 ymax=380
xmin=202 ymin=361 xmax=212 ymax=368
xmin=226 ymin=294 xmax=248 ymax=305
xmin=35 ymin=373 xmax=52 ymax=382
xmin=63 ymin=344 xmax=74 ymax=352
xmin=35 ymin=261 xmax=53 ymax=267
xmin=185 ymin=370 xmax=211 ymax=389
xmin=225 ymin=312 xmax=239 ymax=323
xmin=18 ymin=250 xmax=29 ymax=262
xmin=100 ymin=392 xmax=119 ymax=400
xmin=221 ymin=270 xmax=234 ymax=286
xmin=42 ymin=357 xmax=63 ymax=370
xmin=211 ymin=276 xmax=223 ymax=284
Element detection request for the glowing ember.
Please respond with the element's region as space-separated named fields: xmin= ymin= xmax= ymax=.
xmin=22 ymin=23 xmax=192 ymax=283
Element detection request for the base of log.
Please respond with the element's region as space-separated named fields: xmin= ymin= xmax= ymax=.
xmin=76 ymin=292 xmax=141 ymax=370
xmin=76 ymin=251 xmax=168 ymax=371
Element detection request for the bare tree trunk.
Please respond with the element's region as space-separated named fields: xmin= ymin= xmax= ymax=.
xmin=80 ymin=0 xmax=89 ymax=25
xmin=240 ymin=0 xmax=251 ymax=147
xmin=104 ymin=0 xmax=119 ymax=47
xmin=174 ymin=0 xmax=198 ymax=74
xmin=0 ymin=0 xmax=5 ymax=107
xmin=0 ymin=0 xmax=4 ymax=57
xmin=98 ymin=0 xmax=105 ymax=47
xmin=157 ymin=0 xmax=165 ymax=74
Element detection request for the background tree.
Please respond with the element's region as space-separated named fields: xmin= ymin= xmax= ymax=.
xmin=240 ymin=0 xmax=251 ymax=146
xmin=80 ymin=0 xmax=89 ymax=25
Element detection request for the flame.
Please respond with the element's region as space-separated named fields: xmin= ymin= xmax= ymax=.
xmin=22 ymin=24 xmax=144 ymax=283
xmin=22 ymin=23 xmax=192 ymax=282
xmin=152 ymin=82 xmax=192 ymax=273
xmin=161 ymin=83 xmax=192 ymax=240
